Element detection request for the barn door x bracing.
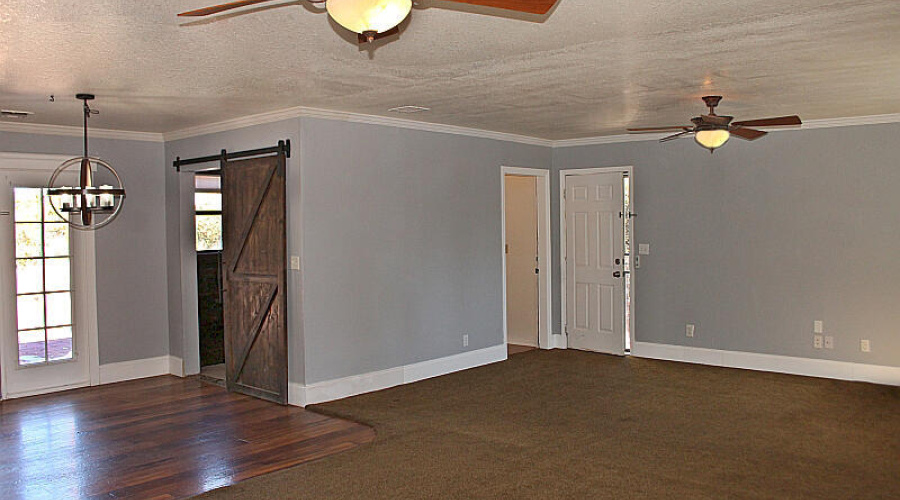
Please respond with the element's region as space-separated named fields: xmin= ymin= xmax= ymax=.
xmin=222 ymin=154 xmax=287 ymax=404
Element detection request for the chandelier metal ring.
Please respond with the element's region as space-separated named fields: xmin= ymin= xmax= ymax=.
xmin=46 ymin=157 xmax=127 ymax=231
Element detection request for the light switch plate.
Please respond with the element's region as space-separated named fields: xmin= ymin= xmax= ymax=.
xmin=824 ymin=336 xmax=834 ymax=349
xmin=814 ymin=320 xmax=823 ymax=334
xmin=638 ymin=244 xmax=650 ymax=255
xmin=860 ymin=339 xmax=871 ymax=353
xmin=290 ymin=256 xmax=300 ymax=270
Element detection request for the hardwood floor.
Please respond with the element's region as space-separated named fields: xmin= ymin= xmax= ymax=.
xmin=0 ymin=376 xmax=375 ymax=500
xmin=507 ymin=343 xmax=536 ymax=356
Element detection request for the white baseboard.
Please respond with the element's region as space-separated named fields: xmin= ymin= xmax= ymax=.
xmin=632 ymin=342 xmax=900 ymax=386
xmin=98 ymin=355 xmax=176 ymax=385
xmin=168 ymin=356 xmax=184 ymax=377
xmin=289 ymin=344 xmax=508 ymax=407
xmin=547 ymin=333 xmax=568 ymax=350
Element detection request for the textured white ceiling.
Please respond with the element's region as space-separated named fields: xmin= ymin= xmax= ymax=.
xmin=1 ymin=0 xmax=899 ymax=140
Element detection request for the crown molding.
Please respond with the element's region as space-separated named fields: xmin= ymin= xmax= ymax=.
xmin=0 ymin=121 xmax=164 ymax=142
xmin=5 ymin=108 xmax=900 ymax=149
xmin=163 ymin=105 xmax=555 ymax=147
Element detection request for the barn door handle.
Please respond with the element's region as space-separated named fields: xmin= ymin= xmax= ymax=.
xmin=613 ymin=271 xmax=622 ymax=278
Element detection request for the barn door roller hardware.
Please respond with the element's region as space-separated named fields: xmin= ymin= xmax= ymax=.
xmin=173 ymin=140 xmax=291 ymax=172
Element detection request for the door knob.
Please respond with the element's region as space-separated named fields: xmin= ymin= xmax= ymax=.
xmin=613 ymin=271 xmax=621 ymax=278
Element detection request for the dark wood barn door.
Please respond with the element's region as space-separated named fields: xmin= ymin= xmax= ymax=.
xmin=221 ymin=154 xmax=287 ymax=404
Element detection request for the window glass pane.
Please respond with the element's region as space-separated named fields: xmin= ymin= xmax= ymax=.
xmin=43 ymin=192 xmax=68 ymax=223
xmin=44 ymin=223 xmax=69 ymax=257
xmin=17 ymin=294 xmax=45 ymax=330
xmin=18 ymin=329 xmax=46 ymax=365
xmin=45 ymin=292 xmax=72 ymax=327
xmin=195 ymin=192 xmax=222 ymax=212
xmin=16 ymin=223 xmax=42 ymax=258
xmin=14 ymin=188 xmax=42 ymax=222
xmin=45 ymin=258 xmax=71 ymax=292
xmin=16 ymin=259 xmax=43 ymax=294
xmin=196 ymin=214 xmax=223 ymax=251
xmin=47 ymin=327 xmax=73 ymax=362
xmin=195 ymin=174 xmax=221 ymax=190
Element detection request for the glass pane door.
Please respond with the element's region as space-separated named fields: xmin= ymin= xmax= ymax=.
xmin=13 ymin=187 xmax=74 ymax=366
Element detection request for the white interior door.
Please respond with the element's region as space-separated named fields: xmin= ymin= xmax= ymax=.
xmin=0 ymin=171 xmax=94 ymax=399
xmin=564 ymin=172 xmax=625 ymax=355
xmin=505 ymin=175 xmax=539 ymax=347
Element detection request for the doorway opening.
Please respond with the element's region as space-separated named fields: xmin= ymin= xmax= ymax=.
xmin=501 ymin=167 xmax=552 ymax=357
xmin=560 ymin=167 xmax=635 ymax=356
xmin=194 ymin=171 xmax=225 ymax=386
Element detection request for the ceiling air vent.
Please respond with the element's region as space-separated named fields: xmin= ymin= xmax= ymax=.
xmin=1 ymin=109 xmax=34 ymax=119
xmin=388 ymin=105 xmax=431 ymax=114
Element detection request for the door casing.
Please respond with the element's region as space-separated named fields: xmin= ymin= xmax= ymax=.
xmin=0 ymin=153 xmax=100 ymax=400
xmin=559 ymin=166 xmax=635 ymax=352
xmin=500 ymin=166 xmax=553 ymax=350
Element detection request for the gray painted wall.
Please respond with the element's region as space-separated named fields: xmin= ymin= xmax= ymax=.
xmin=164 ymin=119 xmax=304 ymax=382
xmin=299 ymin=118 xmax=551 ymax=383
xmin=552 ymin=123 xmax=900 ymax=367
xmin=0 ymin=131 xmax=169 ymax=364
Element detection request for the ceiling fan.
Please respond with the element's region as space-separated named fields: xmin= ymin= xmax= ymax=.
xmin=627 ymin=96 xmax=802 ymax=153
xmin=179 ymin=0 xmax=559 ymax=44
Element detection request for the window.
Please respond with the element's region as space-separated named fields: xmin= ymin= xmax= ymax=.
xmin=195 ymin=174 xmax=222 ymax=251
xmin=14 ymin=187 xmax=74 ymax=366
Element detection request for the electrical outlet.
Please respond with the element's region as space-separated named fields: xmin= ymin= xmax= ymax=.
xmin=824 ymin=336 xmax=834 ymax=349
xmin=860 ymin=339 xmax=871 ymax=353
xmin=685 ymin=324 xmax=695 ymax=338
xmin=463 ymin=334 xmax=469 ymax=347
xmin=814 ymin=320 xmax=824 ymax=334
xmin=813 ymin=335 xmax=823 ymax=349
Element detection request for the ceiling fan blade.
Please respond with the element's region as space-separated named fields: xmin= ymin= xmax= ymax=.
xmin=729 ymin=127 xmax=767 ymax=140
xmin=731 ymin=115 xmax=802 ymax=127
xmin=701 ymin=114 xmax=733 ymax=126
xmin=178 ymin=0 xmax=274 ymax=17
xmin=627 ymin=126 xmax=691 ymax=133
xmin=358 ymin=26 xmax=401 ymax=44
xmin=443 ymin=0 xmax=559 ymax=15
xmin=659 ymin=131 xmax=692 ymax=143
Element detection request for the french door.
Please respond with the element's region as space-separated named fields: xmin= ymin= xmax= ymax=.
xmin=0 ymin=166 xmax=96 ymax=399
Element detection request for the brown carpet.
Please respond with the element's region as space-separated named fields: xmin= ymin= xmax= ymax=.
xmin=196 ymin=350 xmax=900 ymax=499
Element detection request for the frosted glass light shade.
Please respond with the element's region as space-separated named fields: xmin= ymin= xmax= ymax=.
xmin=327 ymin=0 xmax=412 ymax=34
xmin=694 ymin=129 xmax=730 ymax=151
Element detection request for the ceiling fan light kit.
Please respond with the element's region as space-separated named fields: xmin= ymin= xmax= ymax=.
xmin=628 ymin=95 xmax=802 ymax=154
xmin=694 ymin=129 xmax=731 ymax=152
xmin=326 ymin=0 xmax=412 ymax=41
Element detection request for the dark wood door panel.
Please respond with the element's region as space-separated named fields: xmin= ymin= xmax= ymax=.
xmin=222 ymin=154 xmax=288 ymax=404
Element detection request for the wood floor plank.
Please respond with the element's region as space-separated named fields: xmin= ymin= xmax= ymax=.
xmin=0 ymin=375 xmax=375 ymax=500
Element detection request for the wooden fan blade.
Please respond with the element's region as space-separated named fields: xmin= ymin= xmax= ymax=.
xmin=178 ymin=0 xmax=274 ymax=17
xmin=358 ymin=26 xmax=401 ymax=44
xmin=443 ymin=0 xmax=559 ymax=15
xmin=729 ymin=127 xmax=767 ymax=140
xmin=732 ymin=115 xmax=801 ymax=127
xmin=659 ymin=131 xmax=692 ymax=143
xmin=627 ymin=126 xmax=691 ymax=133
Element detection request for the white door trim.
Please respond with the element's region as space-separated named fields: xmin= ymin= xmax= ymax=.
xmin=559 ymin=166 xmax=635 ymax=352
xmin=501 ymin=166 xmax=552 ymax=350
xmin=0 ymin=152 xmax=100 ymax=399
